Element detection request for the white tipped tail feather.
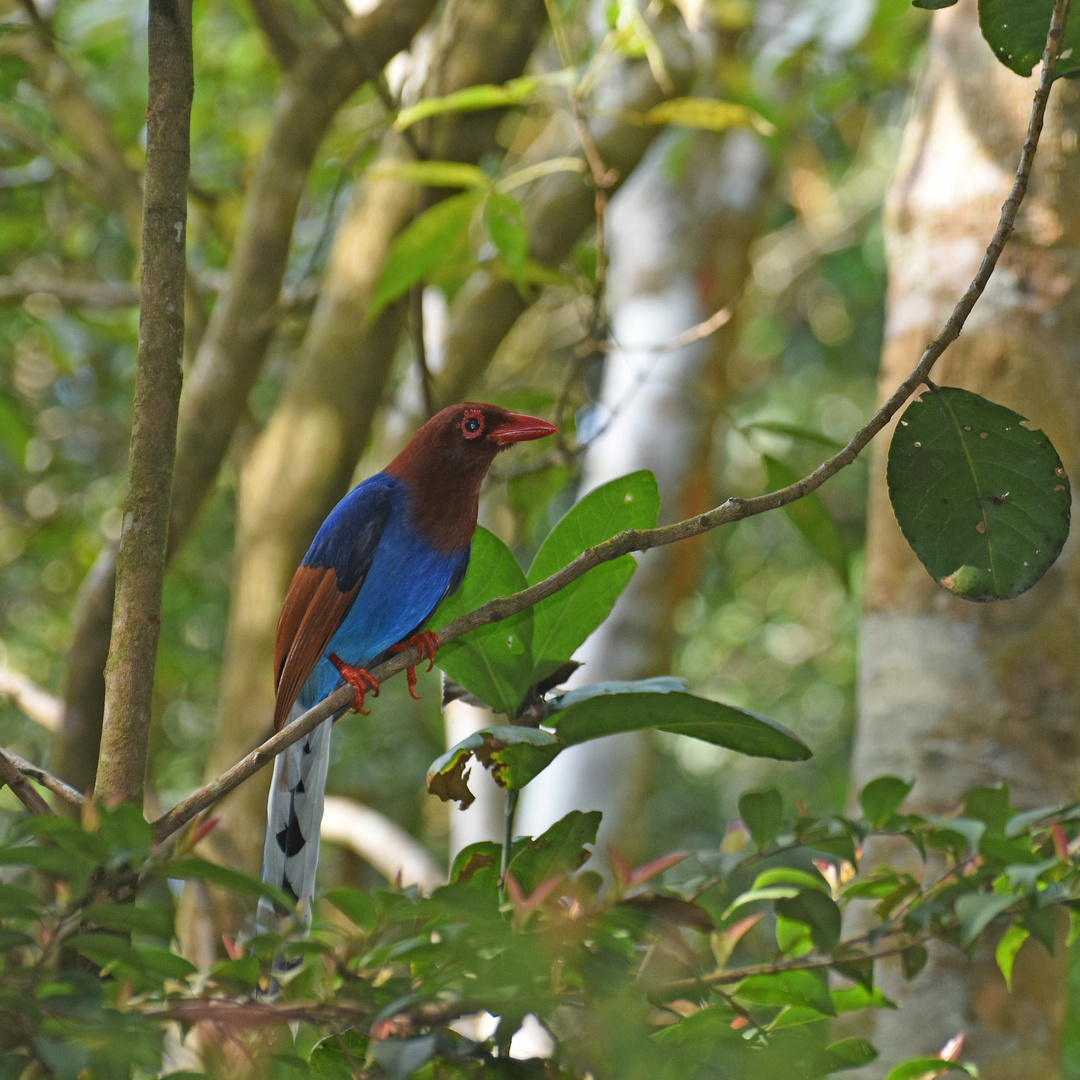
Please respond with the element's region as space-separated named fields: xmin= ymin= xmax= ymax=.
xmin=256 ymin=702 xmax=333 ymax=939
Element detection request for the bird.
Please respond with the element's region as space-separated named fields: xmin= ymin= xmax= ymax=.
xmin=257 ymin=402 xmax=556 ymax=941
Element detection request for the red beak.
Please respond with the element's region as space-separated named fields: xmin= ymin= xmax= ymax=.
xmin=491 ymin=412 xmax=558 ymax=446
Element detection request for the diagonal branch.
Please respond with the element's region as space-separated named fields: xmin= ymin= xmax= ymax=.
xmin=148 ymin=0 xmax=1068 ymax=844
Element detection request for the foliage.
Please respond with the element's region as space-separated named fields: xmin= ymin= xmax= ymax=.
xmin=0 ymin=780 xmax=1079 ymax=1077
xmin=1 ymin=0 xmax=1078 ymax=1074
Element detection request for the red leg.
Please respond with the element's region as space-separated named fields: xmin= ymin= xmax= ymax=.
xmin=389 ymin=631 xmax=441 ymax=701
xmin=328 ymin=653 xmax=380 ymax=715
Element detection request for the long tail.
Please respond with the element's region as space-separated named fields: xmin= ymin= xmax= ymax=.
xmin=256 ymin=703 xmax=333 ymax=938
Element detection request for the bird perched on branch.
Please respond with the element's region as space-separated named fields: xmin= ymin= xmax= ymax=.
xmin=257 ymin=403 xmax=556 ymax=940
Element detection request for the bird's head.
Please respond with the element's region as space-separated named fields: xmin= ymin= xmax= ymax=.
xmin=385 ymin=403 xmax=557 ymax=548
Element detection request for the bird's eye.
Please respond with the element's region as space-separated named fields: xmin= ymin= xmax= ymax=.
xmin=461 ymin=410 xmax=485 ymax=440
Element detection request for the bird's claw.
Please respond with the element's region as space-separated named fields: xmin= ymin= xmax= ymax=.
xmin=328 ymin=653 xmax=380 ymax=715
xmin=390 ymin=631 xmax=441 ymax=701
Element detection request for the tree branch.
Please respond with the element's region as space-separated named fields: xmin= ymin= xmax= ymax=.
xmin=0 ymin=749 xmax=53 ymax=816
xmin=96 ymin=0 xmax=194 ymax=804
xmin=0 ymin=663 xmax=62 ymax=731
xmin=2 ymin=752 xmax=84 ymax=808
xmin=148 ymin=4 xmax=1064 ymax=843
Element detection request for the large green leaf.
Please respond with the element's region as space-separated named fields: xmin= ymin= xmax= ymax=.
xmin=887 ymin=387 xmax=1071 ymax=600
xmin=427 ymin=726 xmax=563 ymax=808
xmin=369 ymin=190 xmax=482 ymax=320
xmin=433 ymin=526 xmax=534 ymax=716
xmin=978 ymin=0 xmax=1080 ymax=77
xmin=763 ymin=456 xmax=848 ymax=584
xmin=506 ymin=810 xmax=602 ymax=895
xmin=546 ymin=687 xmax=810 ymax=761
xmin=527 ymin=471 xmax=659 ymax=683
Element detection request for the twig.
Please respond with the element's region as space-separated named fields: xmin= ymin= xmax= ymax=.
xmin=596 ymin=304 xmax=733 ymax=355
xmin=411 ymin=283 xmax=437 ymax=416
xmin=4 ymin=752 xmax=84 ymax=808
xmin=0 ymin=663 xmax=62 ymax=731
xmin=148 ymin=2 xmax=1067 ymax=845
xmin=0 ymin=749 xmax=53 ymax=816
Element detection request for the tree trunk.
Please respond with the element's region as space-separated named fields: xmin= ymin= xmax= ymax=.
xmin=516 ymin=128 xmax=772 ymax=857
xmin=849 ymin=3 xmax=1080 ymax=1075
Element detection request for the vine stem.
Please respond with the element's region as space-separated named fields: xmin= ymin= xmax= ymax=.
xmin=148 ymin=0 xmax=1070 ymax=846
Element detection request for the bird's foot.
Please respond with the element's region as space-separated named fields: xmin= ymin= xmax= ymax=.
xmin=328 ymin=653 xmax=380 ymax=715
xmin=389 ymin=631 xmax=441 ymax=701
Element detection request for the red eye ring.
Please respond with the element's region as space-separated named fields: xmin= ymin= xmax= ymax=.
xmin=461 ymin=409 xmax=485 ymax=440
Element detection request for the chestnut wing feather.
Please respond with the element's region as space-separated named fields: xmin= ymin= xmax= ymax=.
xmin=272 ymin=480 xmax=397 ymax=731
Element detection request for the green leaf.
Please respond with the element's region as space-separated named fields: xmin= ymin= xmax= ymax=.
xmin=506 ymin=809 xmax=602 ymax=895
xmin=394 ymin=71 xmax=573 ymax=130
xmin=166 ymin=857 xmax=294 ymax=909
xmin=956 ymin=892 xmax=1017 ymax=948
xmin=736 ymin=970 xmax=835 ymax=1015
xmin=325 ymin=889 xmax=376 ymax=930
xmin=368 ymin=160 xmax=491 ymax=189
xmin=813 ymin=1038 xmax=878 ymax=1072
xmin=775 ymin=890 xmax=842 ymax=951
xmin=527 ymin=471 xmax=660 ymax=684
xmin=739 ymin=788 xmax=784 ymax=849
xmin=485 ymin=192 xmax=529 ymax=291
xmin=434 ymin=526 xmax=534 ymax=716
xmin=978 ymin=0 xmax=1080 ymax=77
xmin=885 ymin=1060 xmax=971 ymax=1080
xmin=764 ymin=456 xmax=848 ymax=584
xmin=751 ymin=867 xmax=829 ymax=894
xmin=427 ymin=726 xmax=563 ymax=808
xmin=547 ymin=677 xmax=686 ymax=712
xmin=625 ymin=97 xmax=776 ymax=136
xmin=996 ymin=924 xmax=1029 ymax=990
xmin=98 ymin=801 xmax=153 ymax=866
xmin=83 ymin=902 xmax=174 ymax=939
xmin=901 ymin=946 xmax=928 ymax=980
xmin=548 ymin=690 xmax=811 ymax=761
xmin=0 ymin=391 xmax=32 ymax=465
xmin=887 ymin=387 xmax=1071 ymax=600
xmin=370 ymin=190 xmax=483 ymax=320
xmin=860 ymin=776 xmax=915 ymax=827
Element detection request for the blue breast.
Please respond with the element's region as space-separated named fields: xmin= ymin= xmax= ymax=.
xmin=299 ymin=477 xmax=467 ymax=708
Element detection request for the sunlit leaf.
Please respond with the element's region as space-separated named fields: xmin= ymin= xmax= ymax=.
xmin=367 ymin=160 xmax=492 ymax=189
xmin=370 ymin=190 xmax=483 ymax=320
xmin=736 ymin=970 xmax=835 ymax=1015
xmin=995 ymin=924 xmax=1029 ymax=991
xmin=624 ymin=97 xmax=775 ymax=135
xmin=394 ymin=71 xmax=574 ymax=130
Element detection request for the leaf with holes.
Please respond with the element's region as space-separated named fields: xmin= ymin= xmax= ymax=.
xmin=977 ymin=0 xmax=1080 ymax=77
xmin=427 ymin=726 xmax=563 ymax=808
xmin=887 ymin=387 xmax=1070 ymax=600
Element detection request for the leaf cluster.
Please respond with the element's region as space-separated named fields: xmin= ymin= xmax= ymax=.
xmin=0 ymin=778 xmax=1078 ymax=1078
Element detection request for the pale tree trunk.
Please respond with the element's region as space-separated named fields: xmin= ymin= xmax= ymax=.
xmin=515 ymin=128 xmax=772 ymax=858
xmin=848 ymin=3 xmax=1080 ymax=1076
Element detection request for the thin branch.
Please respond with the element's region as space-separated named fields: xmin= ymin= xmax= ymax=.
xmin=0 ymin=277 xmax=140 ymax=310
xmin=0 ymin=749 xmax=53 ymax=816
xmin=0 ymin=663 xmax=62 ymax=731
xmin=148 ymin=0 xmax=1067 ymax=845
xmin=411 ymin=283 xmax=437 ymax=416
xmin=596 ymin=303 xmax=733 ymax=355
xmin=3 ymin=752 xmax=84 ymax=808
